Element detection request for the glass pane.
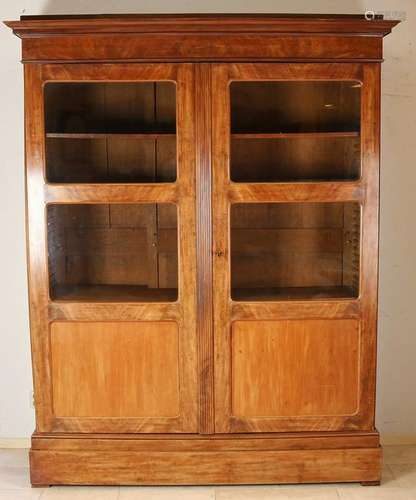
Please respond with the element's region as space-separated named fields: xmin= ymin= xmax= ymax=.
xmin=230 ymin=202 xmax=360 ymax=301
xmin=230 ymin=81 xmax=361 ymax=182
xmin=44 ymin=82 xmax=176 ymax=183
xmin=47 ymin=203 xmax=178 ymax=302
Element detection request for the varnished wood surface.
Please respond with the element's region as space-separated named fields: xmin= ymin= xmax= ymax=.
xmin=228 ymin=182 xmax=364 ymax=203
xmin=50 ymin=322 xmax=180 ymax=417
xmin=32 ymin=430 xmax=380 ymax=451
xmin=232 ymin=286 xmax=356 ymax=301
xmin=195 ymin=64 xmax=215 ymax=434
xmin=49 ymin=302 xmax=181 ymax=322
xmin=231 ymin=132 xmax=360 ymax=139
xmin=357 ymin=63 xmax=381 ymax=430
xmin=29 ymin=447 xmax=382 ymax=486
xmin=5 ymin=14 xmax=399 ymax=36
xmin=19 ymin=35 xmax=383 ymax=64
xmin=232 ymin=320 xmax=359 ymax=418
xmin=44 ymin=183 xmax=178 ymax=204
xmin=5 ymin=15 xmax=399 ymax=63
xmin=46 ymin=133 xmax=175 ymax=139
xmin=50 ymin=285 xmax=178 ymax=303
xmin=231 ymin=299 xmax=360 ymax=321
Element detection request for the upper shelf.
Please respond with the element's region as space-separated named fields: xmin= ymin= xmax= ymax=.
xmin=46 ymin=133 xmax=176 ymax=140
xmin=231 ymin=132 xmax=360 ymax=140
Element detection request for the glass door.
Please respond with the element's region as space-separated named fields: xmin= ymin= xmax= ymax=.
xmin=212 ymin=63 xmax=379 ymax=433
xmin=27 ymin=64 xmax=197 ymax=433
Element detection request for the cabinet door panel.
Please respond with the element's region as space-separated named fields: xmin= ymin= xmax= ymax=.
xmin=51 ymin=321 xmax=179 ymax=418
xmin=232 ymin=320 xmax=359 ymax=418
xmin=25 ymin=63 xmax=197 ymax=433
xmin=212 ymin=63 xmax=380 ymax=433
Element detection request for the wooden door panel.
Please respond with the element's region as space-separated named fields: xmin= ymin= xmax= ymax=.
xmin=51 ymin=321 xmax=179 ymax=418
xmin=24 ymin=63 xmax=197 ymax=433
xmin=212 ymin=63 xmax=380 ymax=433
xmin=232 ymin=319 xmax=359 ymax=418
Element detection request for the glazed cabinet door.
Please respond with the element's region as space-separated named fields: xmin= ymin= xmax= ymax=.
xmin=25 ymin=63 xmax=198 ymax=433
xmin=212 ymin=63 xmax=380 ymax=433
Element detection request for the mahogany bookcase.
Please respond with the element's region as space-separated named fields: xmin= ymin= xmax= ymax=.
xmin=5 ymin=14 xmax=399 ymax=486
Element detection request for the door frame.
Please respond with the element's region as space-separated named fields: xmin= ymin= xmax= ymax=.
xmin=25 ymin=62 xmax=198 ymax=433
xmin=211 ymin=62 xmax=380 ymax=433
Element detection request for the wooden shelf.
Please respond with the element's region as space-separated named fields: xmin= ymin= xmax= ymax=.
xmin=231 ymin=131 xmax=360 ymax=140
xmin=51 ymin=285 xmax=178 ymax=303
xmin=232 ymin=286 xmax=357 ymax=301
xmin=46 ymin=132 xmax=176 ymax=140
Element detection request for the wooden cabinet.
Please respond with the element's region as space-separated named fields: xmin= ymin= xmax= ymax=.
xmin=5 ymin=14 xmax=399 ymax=487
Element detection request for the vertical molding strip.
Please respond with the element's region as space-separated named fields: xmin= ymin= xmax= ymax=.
xmin=195 ymin=64 xmax=215 ymax=434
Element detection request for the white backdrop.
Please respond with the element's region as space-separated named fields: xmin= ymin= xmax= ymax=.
xmin=0 ymin=0 xmax=414 ymax=443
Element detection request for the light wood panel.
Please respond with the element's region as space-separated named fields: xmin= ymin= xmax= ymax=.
xmin=228 ymin=182 xmax=364 ymax=203
xmin=44 ymin=184 xmax=178 ymax=204
xmin=29 ymin=447 xmax=382 ymax=486
xmin=232 ymin=319 xmax=360 ymax=417
xmin=31 ymin=430 xmax=380 ymax=452
xmin=50 ymin=321 xmax=180 ymax=417
xmin=231 ymin=300 xmax=360 ymax=321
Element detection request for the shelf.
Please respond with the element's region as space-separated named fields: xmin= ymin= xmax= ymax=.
xmin=46 ymin=132 xmax=176 ymax=140
xmin=232 ymin=286 xmax=357 ymax=302
xmin=51 ymin=285 xmax=178 ymax=303
xmin=231 ymin=131 xmax=360 ymax=140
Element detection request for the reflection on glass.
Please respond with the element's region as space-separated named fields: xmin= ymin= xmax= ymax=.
xmin=44 ymin=82 xmax=176 ymax=183
xmin=231 ymin=202 xmax=360 ymax=301
xmin=230 ymin=81 xmax=361 ymax=182
xmin=48 ymin=203 xmax=178 ymax=302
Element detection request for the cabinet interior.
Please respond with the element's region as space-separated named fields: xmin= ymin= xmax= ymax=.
xmin=231 ymin=202 xmax=361 ymax=301
xmin=47 ymin=203 xmax=178 ymax=302
xmin=230 ymin=81 xmax=361 ymax=182
xmin=44 ymin=82 xmax=177 ymax=183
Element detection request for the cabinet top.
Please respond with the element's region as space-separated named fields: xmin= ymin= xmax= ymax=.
xmin=4 ymin=14 xmax=399 ymax=63
xmin=5 ymin=14 xmax=399 ymax=38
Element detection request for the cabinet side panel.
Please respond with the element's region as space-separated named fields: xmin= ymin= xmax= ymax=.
xmin=25 ymin=64 xmax=54 ymax=430
xmin=358 ymin=63 xmax=381 ymax=429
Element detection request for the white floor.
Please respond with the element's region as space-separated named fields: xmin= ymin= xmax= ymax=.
xmin=1 ymin=445 xmax=416 ymax=499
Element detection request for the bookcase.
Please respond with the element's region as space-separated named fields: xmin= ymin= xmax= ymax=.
xmin=5 ymin=14 xmax=398 ymax=486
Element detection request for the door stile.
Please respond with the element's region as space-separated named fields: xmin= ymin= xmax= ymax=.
xmin=212 ymin=64 xmax=233 ymax=433
xmin=195 ymin=64 xmax=215 ymax=434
